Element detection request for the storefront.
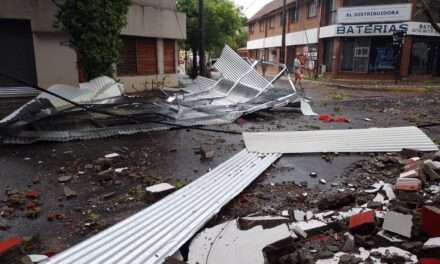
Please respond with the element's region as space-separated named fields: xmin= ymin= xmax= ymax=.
xmin=340 ymin=36 xmax=395 ymax=73
xmin=319 ymin=3 xmax=440 ymax=78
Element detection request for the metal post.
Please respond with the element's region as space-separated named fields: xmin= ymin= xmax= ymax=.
xmin=199 ymin=0 xmax=207 ymax=76
xmin=280 ymin=0 xmax=287 ymax=64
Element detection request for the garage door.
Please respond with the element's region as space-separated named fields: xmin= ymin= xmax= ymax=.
xmin=0 ymin=19 xmax=38 ymax=97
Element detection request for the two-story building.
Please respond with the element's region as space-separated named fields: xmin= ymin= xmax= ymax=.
xmin=247 ymin=0 xmax=440 ymax=80
xmin=0 ymin=0 xmax=186 ymax=97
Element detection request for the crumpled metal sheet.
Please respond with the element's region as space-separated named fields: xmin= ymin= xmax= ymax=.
xmin=0 ymin=87 xmax=39 ymax=98
xmin=0 ymin=47 xmax=316 ymax=144
xmin=46 ymin=150 xmax=281 ymax=264
xmin=0 ymin=76 xmax=123 ymax=131
xmin=2 ymin=124 xmax=172 ymax=144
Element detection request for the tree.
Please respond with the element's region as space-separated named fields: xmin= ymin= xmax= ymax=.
xmin=54 ymin=0 xmax=130 ymax=80
xmin=177 ymin=0 xmax=247 ymax=58
xmin=420 ymin=0 xmax=440 ymax=33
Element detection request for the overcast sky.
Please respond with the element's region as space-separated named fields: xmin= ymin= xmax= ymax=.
xmin=233 ymin=0 xmax=272 ymax=18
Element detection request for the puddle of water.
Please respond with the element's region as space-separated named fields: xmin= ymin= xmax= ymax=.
xmin=264 ymin=154 xmax=369 ymax=190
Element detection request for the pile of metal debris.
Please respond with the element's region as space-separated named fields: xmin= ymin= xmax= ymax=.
xmin=0 ymin=46 xmax=314 ymax=144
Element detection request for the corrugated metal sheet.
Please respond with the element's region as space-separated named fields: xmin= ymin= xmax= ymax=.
xmin=243 ymin=126 xmax=439 ymax=153
xmin=47 ymin=150 xmax=281 ymax=264
xmin=0 ymin=87 xmax=39 ymax=98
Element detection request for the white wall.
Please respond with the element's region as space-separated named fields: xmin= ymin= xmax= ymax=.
xmin=33 ymin=32 xmax=79 ymax=88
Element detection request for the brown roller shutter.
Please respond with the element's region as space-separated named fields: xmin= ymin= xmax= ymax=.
xmin=137 ymin=38 xmax=157 ymax=75
xmin=164 ymin=40 xmax=176 ymax=74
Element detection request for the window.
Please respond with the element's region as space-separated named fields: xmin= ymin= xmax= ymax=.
xmin=249 ymin=23 xmax=254 ymax=33
xmin=325 ymin=0 xmax=337 ymax=25
xmin=269 ymin=16 xmax=275 ymax=29
xmin=259 ymin=21 xmax=264 ymax=32
xmin=117 ymin=36 xmax=158 ymax=76
xmin=289 ymin=2 xmax=298 ymax=23
xmin=307 ymin=0 xmax=318 ymax=18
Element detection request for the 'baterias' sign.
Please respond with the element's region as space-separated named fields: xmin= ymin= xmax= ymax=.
xmin=336 ymin=23 xmax=409 ymax=36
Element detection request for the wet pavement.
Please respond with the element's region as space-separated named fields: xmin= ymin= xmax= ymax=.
xmin=0 ymin=80 xmax=439 ymax=262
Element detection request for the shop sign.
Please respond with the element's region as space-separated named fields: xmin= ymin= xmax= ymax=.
xmin=336 ymin=23 xmax=409 ymax=36
xmin=337 ymin=4 xmax=412 ymax=24
xmin=408 ymin=22 xmax=440 ymax=36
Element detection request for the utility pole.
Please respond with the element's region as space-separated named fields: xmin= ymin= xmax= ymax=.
xmin=198 ymin=0 xmax=206 ymax=76
xmin=280 ymin=0 xmax=287 ymax=65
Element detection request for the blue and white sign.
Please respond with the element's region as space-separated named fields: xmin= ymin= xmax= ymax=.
xmin=336 ymin=23 xmax=409 ymax=36
xmin=337 ymin=4 xmax=412 ymax=24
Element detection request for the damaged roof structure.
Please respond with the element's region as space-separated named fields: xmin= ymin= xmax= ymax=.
xmin=0 ymin=46 xmax=314 ymax=144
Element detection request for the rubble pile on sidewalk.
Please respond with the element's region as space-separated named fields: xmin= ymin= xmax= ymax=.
xmin=187 ymin=150 xmax=440 ymax=264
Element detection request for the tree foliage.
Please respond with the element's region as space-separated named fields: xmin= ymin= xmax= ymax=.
xmin=419 ymin=0 xmax=440 ymax=33
xmin=177 ymin=0 xmax=247 ymax=57
xmin=54 ymin=0 xmax=130 ymax=80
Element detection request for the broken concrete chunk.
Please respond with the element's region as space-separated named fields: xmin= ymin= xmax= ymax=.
xmin=238 ymin=216 xmax=290 ymax=230
xmin=188 ymin=219 xmax=295 ymax=264
xmin=348 ymin=210 xmax=376 ymax=235
xmin=104 ymin=153 xmax=120 ymax=159
xmin=399 ymin=170 xmax=419 ymax=179
xmin=421 ymin=206 xmax=440 ymax=237
xmin=57 ymin=175 xmax=72 ymax=183
xmin=27 ymin=254 xmax=49 ymax=263
xmin=383 ymin=211 xmax=413 ymax=238
xmin=294 ymin=210 xmax=306 ymax=222
xmin=290 ymin=224 xmax=307 ymax=238
xmin=114 ymin=167 xmax=128 ymax=173
xmin=395 ymin=178 xmax=422 ymax=192
xmin=316 ymin=247 xmax=418 ymax=264
xmin=341 ymin=233 xmax=355 ymax=253
xmin=200 ymin=145 xmax=215 ymax=160
xmin=423 ymin=237 xmax=440 ymax=249
xmin=145 ymin=183 xmax=176 ymax=194
xmin=382 ymin=184 xmax=396 ymax=201
xmin=424 ymin=160 xmax=440 ymax=181
xmin=63 ymin=186 xmax=78 ymax=199
xmin=290 ymin=219 xmax=327 ymax=235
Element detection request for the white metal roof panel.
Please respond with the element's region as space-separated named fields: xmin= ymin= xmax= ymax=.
xmin=47 ymin=150 xmax=281 ymax=264
xmin=243 ymin=126 xmax=439 ymax=153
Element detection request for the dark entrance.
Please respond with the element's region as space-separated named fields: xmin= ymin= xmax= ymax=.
xmin=411 ymin=37 xmax=440 ymax=76
xmin=0 ymin=19 xmax=37 ymax=87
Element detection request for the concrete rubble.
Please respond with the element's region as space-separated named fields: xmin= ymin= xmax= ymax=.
xmin=183 ymin=152 xmax=440 ymax=264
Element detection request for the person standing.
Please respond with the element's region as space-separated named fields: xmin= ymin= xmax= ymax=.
xmin=294 ymin=54 xmax=304 ymax=89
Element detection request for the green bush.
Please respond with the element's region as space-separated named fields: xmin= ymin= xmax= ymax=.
xmin=54 ymin=0 xmax=130 ymax=80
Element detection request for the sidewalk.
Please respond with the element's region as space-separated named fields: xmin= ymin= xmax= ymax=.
xmin=301 ymin=78 xmax=440 ymax=93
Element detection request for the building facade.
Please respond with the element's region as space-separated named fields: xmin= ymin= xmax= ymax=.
xmin=247 ymin=0 xmax=440 ymax=80
xmin=0 ymin=0 xmax=186 ymax=95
